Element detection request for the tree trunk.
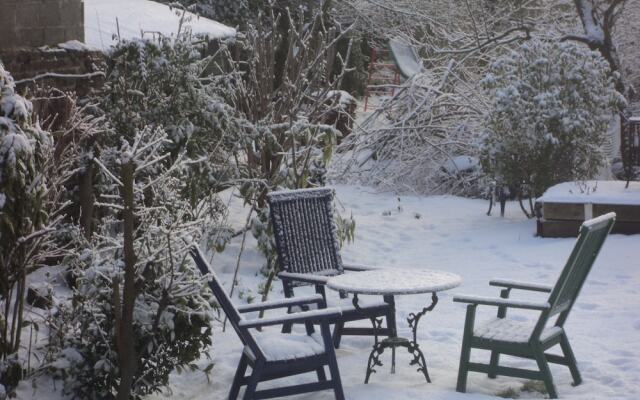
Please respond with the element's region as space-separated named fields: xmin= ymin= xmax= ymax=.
xmin=79 ymin=163 xmax=94 ymax=239
xmin=116 ymin=160 xmax=138 ymax=400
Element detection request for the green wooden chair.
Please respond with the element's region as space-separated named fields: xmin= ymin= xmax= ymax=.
xmin=454 ymin=212 xmax=616 ymax=399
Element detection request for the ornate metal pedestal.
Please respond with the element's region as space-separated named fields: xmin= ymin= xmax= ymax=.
xmin=353 ymin=292 xmax=439 ymax=383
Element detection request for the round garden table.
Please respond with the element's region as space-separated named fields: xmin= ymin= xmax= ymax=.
xmin=326 ymin=268 xmax=461 ymax=383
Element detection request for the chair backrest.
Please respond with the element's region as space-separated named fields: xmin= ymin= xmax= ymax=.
xmin=533 ymin=212 xmax=616 ymax=338
xmin=190 ymin=246 xmax=264 ymax=359
xmin=267 ymin=188 xmax=344 ymax=276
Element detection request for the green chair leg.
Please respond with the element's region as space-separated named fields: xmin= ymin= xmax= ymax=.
xmin=534 ymin=349 xmax=558 ymax=399
xmin=488 ymin=351 xmax=500 ymax=379
xmin=560 ymin=334 xmax=582 ymax=386
xmin=456 ymin=305 xmax=476 ymax=393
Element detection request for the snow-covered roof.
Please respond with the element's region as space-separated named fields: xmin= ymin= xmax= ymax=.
xmin=538 ymin=180 xmax=640 ymax=205
xmin=84 ymin=0 xmax=236 ymax=51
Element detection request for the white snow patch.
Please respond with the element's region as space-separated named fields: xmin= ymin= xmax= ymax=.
xmin=327 ymin=269 xmax=461 ymax=295
xmin=57 ymin=40 xmax=98 ymax=52
xmin=84 ymin=0 xmax=236 ymax=51
xmin=538 ymin=180 xmax=640 ymax=205
xmin=249 ymin=331 xmax=326 ymax=361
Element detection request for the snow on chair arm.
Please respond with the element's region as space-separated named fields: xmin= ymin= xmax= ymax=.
xmin=453 ymin=295 xmax=550 ymax=311
xmin=342 ymin=263 xmax=378 ymax=272
xmin=237 ymin=294 xmax=325 ymax=313
xmin=278 ymin=271 xmax=331 ymax=285
xmin=238 ymin=307 xmax=343 ymax=329
xmin=489 ymin=279 xmax=553 ymax=293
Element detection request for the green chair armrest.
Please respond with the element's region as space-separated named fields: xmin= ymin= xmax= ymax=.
xmin=453 ymin=294 xmax=550 ymax=311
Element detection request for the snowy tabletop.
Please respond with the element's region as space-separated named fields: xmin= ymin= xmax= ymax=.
xmin=326 ymin=269 xmax=461 ymax=296
xmin=537 ymin=180 xmax=640 ymax=206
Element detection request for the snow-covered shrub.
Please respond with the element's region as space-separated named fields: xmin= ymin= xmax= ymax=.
xmin=480 ymin=40 xmax=620 ymax=214
xmin=50 ymin=127 xmax=215 ymax=399
xmin=333 ymin=68 xmax=485 ymax=196
xmin=0 ymin=63 xmax=54 ymax=389
xmin=102 ymin=36 xmax=238 ymax=209
xmin=217 ymin=7 xmax=356 ymax=297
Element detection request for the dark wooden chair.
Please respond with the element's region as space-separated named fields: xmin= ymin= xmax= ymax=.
xmin=267 ymin=187 xmax=396 ymax=348
xmin=190 ymin=247 xmax=345 ymax=400
xmin=454 ymin=212 xmax=616 ymax=399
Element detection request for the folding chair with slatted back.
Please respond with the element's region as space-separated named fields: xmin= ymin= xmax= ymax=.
xmin=267 ymin=187 xmax=397 ymax=348
xmin=454 ymin=212 xmax=616 ymax=399
xmin=190 ymin=246 xmax=345 ymax=400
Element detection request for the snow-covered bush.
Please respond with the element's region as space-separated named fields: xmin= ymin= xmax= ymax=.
xmin=0 ymin=63 xmax=54 ymax=389
xmin=480 ymin=40 xmax=620 ymax=215
xmin=102 ymin=37 xmax=238 ymax=209
xmin=50 ymin=127 xmax=215 ymax=399
xmin=215 ymin=6 xmax=356 ymax=298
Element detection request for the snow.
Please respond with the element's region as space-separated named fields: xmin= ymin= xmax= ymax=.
xmin=83 ymin=0 xmax=236 ymax=51
xmin=582 ymin=212 xmax=616 ymax=228
xmin=474 ymin=318 xmax=562 ymax=343
xmin=326 ymin=269 xmax=462 ymax=295
xmin=442 ymin=156 xmax=480 ymax=175
xmin=57 ymin=40 xmax=97 ymax=52
xmin=389 ymin=37 xmax=423 ymax=79
xmin=537 ymin=180 xmax=640 ymax=205
xmin=249 ymin=331 xmax=326 ymax=361
xmin=15 ymin=184 xmax=640 ymax=400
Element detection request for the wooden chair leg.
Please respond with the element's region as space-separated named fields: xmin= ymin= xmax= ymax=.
xmin=229 ymin=354 xmax=248 ymax=400
xmin=559 ymin=334 xmax=582 ymax=386
xmin=456 ymin=305 xmax=476 ymax=393
xmin=488 ymin=351 xmax=500 ymax=379
xmin=323 ymin=325 xmax=345 ymax=400
xmin=534 ymin=349 xmax=558 ymax=399
xmin=316 ymin=366 xmax=327 ymax=382
xmin=332 ymin=321 xmax=344 ymax=349
xmin=242 ymin=363 xmax=263 ymax=400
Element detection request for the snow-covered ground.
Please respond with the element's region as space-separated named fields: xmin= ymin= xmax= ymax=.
xmin=15 ymin=185 xmax=640 ymax=399
xmin=154 ymin=185 xmax=639 ymax=400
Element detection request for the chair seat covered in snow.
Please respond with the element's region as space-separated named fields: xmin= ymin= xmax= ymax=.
xmin=454 ymin=212 xmax=616 ymax=399
xmin=267 ymin=187 xmax=397 ymax=348
xmin=191 ymin=247 xmax=345 ymax=400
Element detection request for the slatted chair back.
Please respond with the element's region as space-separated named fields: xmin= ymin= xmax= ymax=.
xmin=267 ymin=188 xmax=344 ymax=278
xmin=190 ymin=247 xmax=264 ymax=359
xmin=532 ymin=213 xmax=615 ymax=338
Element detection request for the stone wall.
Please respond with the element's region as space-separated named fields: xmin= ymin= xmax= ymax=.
xmin=0 ymin=0 xmax=84 ymax=50
xmin=0 ymin=45 xmax=105 ymax=97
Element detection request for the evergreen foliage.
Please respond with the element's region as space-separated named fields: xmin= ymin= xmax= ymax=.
xmin=480 ymin=40 xmax=621 ymax=206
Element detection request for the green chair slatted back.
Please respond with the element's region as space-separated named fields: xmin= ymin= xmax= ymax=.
xmin=533 ymin=212 xmax=616 ymax=338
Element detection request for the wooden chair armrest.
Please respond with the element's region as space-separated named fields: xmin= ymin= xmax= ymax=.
xmin=238 ymin=307 xmax=342 ymax=329
xmin=489 ymin=279 xmax=553 ymax=293
xmin=278 ymin=271 xmax=330 ymax=285
xmin=342 ymin=263 xmax=378 ymax=272
xmin=237 ymin=294 xmax=325 ymax=313
xmin=453 ymin=294 xmax=550 ymax=311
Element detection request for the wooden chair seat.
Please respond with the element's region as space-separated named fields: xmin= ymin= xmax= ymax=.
xmin=474 ymin=318 xmax=563 ymax=344
xmin=246 ymin=331 xmax=326 ymax=362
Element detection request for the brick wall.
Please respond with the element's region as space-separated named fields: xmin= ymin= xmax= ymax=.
xmin=0 ymin=0 xmax=84 ymax=50
xmin=0 ymin=46 xmax=105 ymax=97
